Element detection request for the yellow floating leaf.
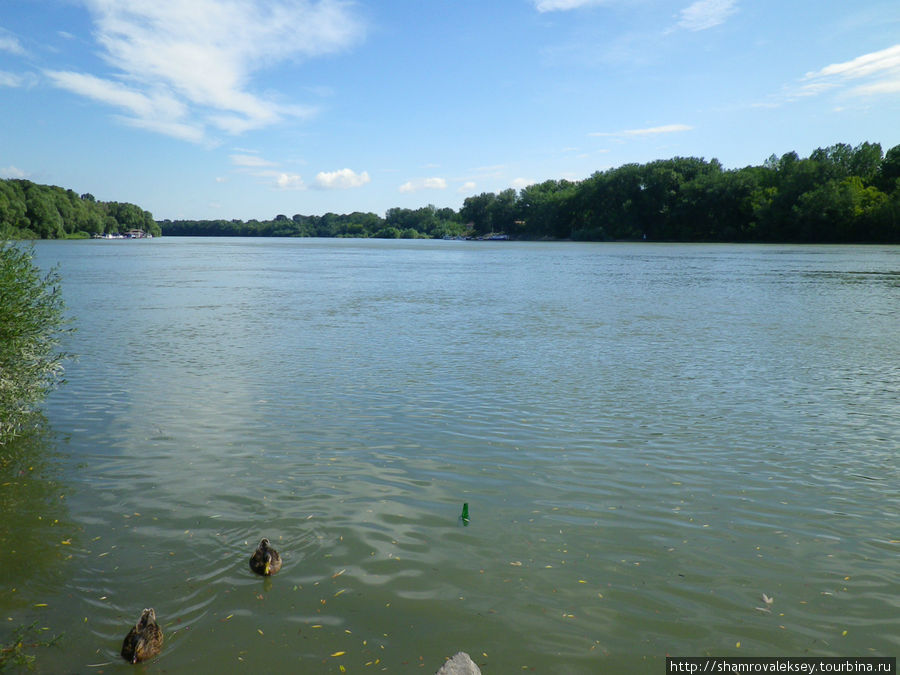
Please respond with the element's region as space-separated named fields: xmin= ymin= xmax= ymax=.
xmin=225 ymin=614 xmax=233 ymax=620
xmin=842 ymin=630 xmax=848 ymax=636
xmin=578 ymin=580 xmax=587 ymax=584
xmin=334 ymin=589 xmax=346 ymax=597
xmin=331 ymin=651 xmax=346 ymax=657
xmin=736 ymin=642 xmax=741 ymax=648
xmin=257 ymin=629 xmax=264 ymax=635
xmin=33 ymin=603 xmax=48 ymax=608
xmin=510 ymin=561 xmax=522 ymax=566
xmin=61 ymin=539 xmax=71 ymax=545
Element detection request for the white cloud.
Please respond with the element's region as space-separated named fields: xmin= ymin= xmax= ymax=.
xmin=0 ymin=166 xmax=28 ymax=179
xmin=399 ymin=177 xmax=448 ymax=193
xmin=314 ymin=168 xmax=371 ymax=189
xmin=511 ymin=178 xmax=536 ymax=189
xmin=675 ymin=0 xmax=737 ymax=31
xmin=275 ymin=173 xmax=304 ymax=190
xmin=590 ymin=123 xmax=693 ymax=137
xmin=802 ymin=44 xmax=900 ymax=99
xmin=45 ymin=0 xmax=365 ymax=142
xmin=457 ymin=181 xmax=477 ymax=193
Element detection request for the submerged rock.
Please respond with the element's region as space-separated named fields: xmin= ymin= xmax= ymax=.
xmin=435 ymin=651 xmax=481 ymax=675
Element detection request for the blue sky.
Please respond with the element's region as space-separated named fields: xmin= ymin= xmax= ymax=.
xmin=2 ymin=0 xmax=900 ymax=221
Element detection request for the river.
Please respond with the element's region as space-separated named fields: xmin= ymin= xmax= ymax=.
xmin=3 ymin=238 xmax=898 ymax=673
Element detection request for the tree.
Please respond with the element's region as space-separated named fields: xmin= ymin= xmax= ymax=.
xmin=877 ymin=144 xmax=900 ymax=192
xmin=460 ymin=193 xmax=496 ymax=235
xmin=0 ymin=242 xmax=70 ymax=442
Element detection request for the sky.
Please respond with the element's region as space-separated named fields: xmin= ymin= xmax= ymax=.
xmin=2 ymin=0 xmax=900 ymax=221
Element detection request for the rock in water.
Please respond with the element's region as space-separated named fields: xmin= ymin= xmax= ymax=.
xmin=435 ymin=651 xmax=481 ymax=675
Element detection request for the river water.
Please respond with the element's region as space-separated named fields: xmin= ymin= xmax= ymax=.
xmin=3 ymin=238 xmax=898 ymax=673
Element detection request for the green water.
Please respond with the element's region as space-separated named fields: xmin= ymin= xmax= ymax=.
xmin=3 ymin=238 xmax=898 ymax=673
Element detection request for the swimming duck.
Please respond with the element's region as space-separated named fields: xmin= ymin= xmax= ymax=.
xmin=121 ymin=608 xmax=163 ymax=664
xmin=249 ymin=537 xmax=282 ymax=576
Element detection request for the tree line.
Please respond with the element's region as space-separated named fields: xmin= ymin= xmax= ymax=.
xmin=4 ymin=142 xmax=900 ymax=243
xmin=0 ymin=179 xmax=160 ymax=239
xmin=162 ymin=142 xmax=900 ymax=243
xmin=159 ymin=206 xmax=467 ymax=239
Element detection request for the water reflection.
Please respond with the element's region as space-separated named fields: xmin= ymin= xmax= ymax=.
xmin=0 ymin=423 xmax=72 ymax=607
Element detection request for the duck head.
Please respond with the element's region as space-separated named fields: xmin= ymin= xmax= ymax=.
xmin=138 ymin=608 xmax=156 ymax=629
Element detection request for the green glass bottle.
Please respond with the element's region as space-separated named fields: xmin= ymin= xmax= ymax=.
xmin=460 ymin=502 xmax=469 ymax=526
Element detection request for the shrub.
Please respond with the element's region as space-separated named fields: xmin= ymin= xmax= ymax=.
xmin=0 ymin=241 xmax=70 ymax=443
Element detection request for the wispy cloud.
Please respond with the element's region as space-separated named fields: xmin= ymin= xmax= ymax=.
xmin=0 ymin=70 xmax=36 ymax=88
xmin=674 ymin=0 xmax=737 ymax=32
xmin=590 ymin=123 xmax=693 ymax=137
xmin=399 ymin=177 xmax=447 ymax=193
xmin=229 ymin=151 xmax=305 ymax=189
xmin=457 ymin=181 xmax=477 ymax=194
xmin=44 ymin=69 xmax=206 ymax=142
xmin=45 ymin=0 xmax=365 ymax=143
xmin=0 ymin=30 xmax=26 ymax=55
xmin=314 ymin=168 xmax=371 ymax=189
xmin=230 ymin=153 xmax=277 ymax=168
xmin=800 ymin=44 xmax=900 ymax=98
xmin=534 ymin=0 xmax=610 ymax=12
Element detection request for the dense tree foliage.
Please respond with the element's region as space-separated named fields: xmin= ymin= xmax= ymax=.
xmin=0 ymin=242 xmax=70 ymax=443
xmin=0 ymin=179 xmax=159 ymax=239
xmin=161 ymin=204 xmax=468 ymax=239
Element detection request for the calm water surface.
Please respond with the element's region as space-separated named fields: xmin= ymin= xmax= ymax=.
xmin=3 ymin=238 xmax=898 ymax=673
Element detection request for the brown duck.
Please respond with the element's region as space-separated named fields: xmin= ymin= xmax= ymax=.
xmin=121 ymin=608 xmax=163 ymax=664
xmin=249 ymin=537 xmax=282 ymax=576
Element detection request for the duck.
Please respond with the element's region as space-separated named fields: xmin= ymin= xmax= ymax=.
xmin=121 ymin=608 xmax=163 ymax=664
xmin=249 ymin=537 xmax=282 ymax=576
